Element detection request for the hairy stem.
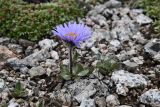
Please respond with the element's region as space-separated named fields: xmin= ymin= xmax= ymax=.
xmin=68 ymin=45 xmax=73 ymax=76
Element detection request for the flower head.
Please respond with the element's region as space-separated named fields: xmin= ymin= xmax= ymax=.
xmin=52 ymin=22 xmax=92 ymax=48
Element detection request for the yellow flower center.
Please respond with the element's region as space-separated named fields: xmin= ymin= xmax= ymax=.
xmin=65 ymin=32 xmax=78 ymax=39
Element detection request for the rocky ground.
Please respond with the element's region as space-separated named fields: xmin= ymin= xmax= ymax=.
xmin=0 ymin=0 xmax=160 ymax=107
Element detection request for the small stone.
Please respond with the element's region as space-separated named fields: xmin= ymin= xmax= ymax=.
xmin=103 ymin=9 xmax=113 ymax=18
xmin=144 ymin=39 xmax=160 ymax=62
xmin=110 ymin=39 xmax=121 ymax=48
xmin=20 ymin=67 xmax=29 ymax=74
xmin=0 ymin=79 xmax=5 ymax=91
xmin=38 ymin=39 xmax=58 ymax=49
xmin=25 ymin=46 xmax=33 ymax=56
xmin=116 ymin=51 xmax=129 ymax=61
xmin=0 ymin=37 xmax=10 ymax=44
xmin=131 ymin=57 xmax=144 ymax=65
xmin=80 ymin=98 xmax=96 ymax=107
xmin=7 ymin=49 xmax=50 ymax=70
xmin=92 ymin=69 xmax=104 ymax=80
xmin=94 ymin=4 xmax=106 ymax=13
xmin=0 ymin=45 xmax=16 ymax=62
xmin=8 ymin=100 xmax=20 ymax=107
xmin=1 ymin=91 xmax=9 ymax=100
xmin=50 ymin=50 xmax=59 ymax=60
xmin=111 ymin=20 xmax=136 ymax=42
xmin=51 ymin=89 xmax=72 ymax=106
xmin=126 ymin=49 xmax=137 ymax=56
xmin=62 ymin=59 xmax=69 ymax=65
xmin=111 ymin=70 xmax=148 ymax=96
xmin=104 ymin=0 xmax=122 ymax=8
xmin=8 ymin=43 xmax=23 ymax=54
xmin=132 ymin=32 xmax=147 ymax=44
xmin=106 ymin=94 xmax=120 ymax=107
xmin=46 ymin=68 xmax=52 ymax=76
xmin=29 ymin=66 xmax=46 ymax=78
xmin=19 ymin=39 xmax=35 ymax=47
xmin=116 ymin=84 xmax=128 ymax=96
xmin=135 ymin=14 xmax=153 ymax=25
xmin=140 ymin=89 xmax=160 ymax=107
xmin=118 ymin=105 xmax=132 ymax=107
xmin=67 ymin=79 xmax=109 ymax=103
xmin=123 ymin=60 xmax=138 ymax=68
xmin=45 ymin=59 xmax=56 ymax=67
xmin=91 ymin=47 xmax=99 ymax=54
xmin=95 ymin=97 xmax=106 ymax=107
xmin=90 ymin=14 xmax=107 ymax=26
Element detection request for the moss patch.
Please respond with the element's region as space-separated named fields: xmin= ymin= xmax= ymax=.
xmin=0 ymin=0 xmax=85 ymax=41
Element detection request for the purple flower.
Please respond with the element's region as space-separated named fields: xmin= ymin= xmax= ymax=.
xmin=52 ymin=22 xmax=92 ymax=48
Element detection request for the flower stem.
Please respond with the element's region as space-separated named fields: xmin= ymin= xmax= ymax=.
xmin=68 ymin=45 xmax=73 ymax=76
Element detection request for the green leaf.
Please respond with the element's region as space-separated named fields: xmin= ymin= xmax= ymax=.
xmin=60 ymin=73 xmax=72 ymax=80
xmin=11 ymin=81 xmax=27 ymax=98
xmin=37 ymin=101 xmax=44 ymax=107
xmin=60 ymin=65 xmax=69 ymax=73
xmin=96 ymin=59 xmax=118 ymax=75
xmin=73 ymin=63 xmax=84 ymax=74
xmin=77 ymin=69 xmax=89 ymax=77
xmin=60 ymin=65 xmax=71 ymax=80
xmin=15 ymin=81 xmax=21 ymax=91
xmin=73 ymin=51 xmax=80 ymax=61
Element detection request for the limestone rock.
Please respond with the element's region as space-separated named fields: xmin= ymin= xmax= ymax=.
xmin=29 ymin=66 xmax=46 ymax=78
xmin=140 ymin=89 xmax=160 ymax=107
xmin=145 ymin=39 xmax=160 ymax=62
xmin=135 ymin=14 xmax=153 ymax=25
xmin=80 ymin=98 xmax=96 ymax=107
xmin=106 ymin=94 xmax=120 ymax=107
xmin=111 ymin=70 xmax=148 ymax=96
xmin=38 ymin=39 xmax=58 ymax=49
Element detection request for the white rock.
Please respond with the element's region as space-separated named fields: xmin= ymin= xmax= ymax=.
xmin=92 ymin=69 xmax=104 ymax=80
xmin=116 ymin=84 xmax=128 ymax=96
xmin=94 ymin=4 xmax=106 ymax=14
xmin=111 ymin=20 xmax=137 ymax=42
xmin=110 ymin=39 xmax=121 ymax=48
xmin=29 ymin=66 xmax=46 ymax=78
xmin=118 ymin=105 xmax=132 ymax=107
xmin=132 ymin=32 xmax=147 ymax=44
xmin=91 ymin=47 xmax=99 ymax=54
xmin=0 ymin=37 xmax=10 ymax=44
xmin=62 ymin=59 xmax=69 ymax=65
xmin=111 ymin=70 xmax=148 ymax=96
xmin=38 ymin=39 xmax=58 ymax=49
xmin=116 ymin=51 xmax=129 ymax=61
xmin=80 ymin=98 xmax=96 ymax=107
xmin=51 ymin=89 xmax=72 ymax=106
xmin=50 ymin=50 xmax=59 ymax=60
xmin=106 ymin=94 xmax=120 ymax=107
xmin=126 ymin=49 xmax=137 ymax=56
xmin=135 ymin=14 xmax=153 ymax=25
xmin=123 ymin=60 xmax=138 ymax=68
xmin=131 ymin=57 xmax=144 ymax=65
xmin=46 ymin=68 xmax=52 ymax=76
xmin=0 ymin=79 xmax=5 ymax=90
xmin=105 ymin=0 xmax=122 ymax=8
xmin=7 ymin=49 xmax=50 ymax=70
xmin=140 ymin=89 xmax=160 ymax=107
xmin=8 ymin=43 xmax=23 ymax=54
xmin=95 ymin=97 xmax=106 ymax=107
xmin=45 ymin=59 xmax=56 ymax=67
xmin=144 ymin=39 xmax=160 ymax=62
xmin=8 ymin=100 xmax=19 ymax=107
xmin=67 ymin=79 xmax=109 ymax=102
